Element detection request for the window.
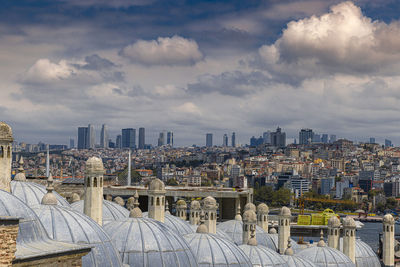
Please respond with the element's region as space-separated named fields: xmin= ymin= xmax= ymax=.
xmin=162 ymin=197 xmax=165 ymax=205
xmin=0 ymin=146 xmax=3 ymax=158
xmin=156 ymin=197 xmax=160 ymax=206
xmin=94 ymin=177 xmax=98 ymax=187
xmin=211 ymin=213 xmax=214 ymax=220
xmin=7 ymin=147 xmax=10 ymax=158
xmin=100 ymin=177 xmax=103 ymax=187
xmin=151 ymin=197 xmax=154 ymax=205
xmin=86 ymin=177 xmax=90 ymax=186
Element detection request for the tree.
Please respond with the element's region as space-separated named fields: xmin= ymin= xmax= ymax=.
xmin=166 ymin=178 xmax=178 ymax=186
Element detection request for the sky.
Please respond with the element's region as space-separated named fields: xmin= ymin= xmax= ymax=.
xmin=2 ymin=0 xmax=400 ymax=146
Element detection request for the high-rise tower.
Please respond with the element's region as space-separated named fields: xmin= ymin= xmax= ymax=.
xmin=206 ymin=133 xmax=213 ymax=147
xmin=100 ymin=124 xmax=109 ymax=148
xmin=138 ymin=127 xmax=145 ymax=149
xmin=87 ymin=124 xmax=95 ymax=149
xmin=231 ymin=132 xmax=236 ymax=147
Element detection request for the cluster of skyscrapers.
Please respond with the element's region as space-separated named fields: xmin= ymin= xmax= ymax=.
xmin=250 ymin=127 xmax=286 ymax=148
xmin=298 ymin=129 xmax=336 ymax=145
xmin=77 ymin=125 xmax=174 ymax=149
xmin=206 ymin=132 xmax=236 ymax=147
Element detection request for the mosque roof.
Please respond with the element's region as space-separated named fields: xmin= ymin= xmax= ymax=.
xmin=71 ymin=199 xmax=129 ymax=224
xmin=239 ymin=244 xmax=289 ymax=267
xmin=339 ymin=238 xmax=380 ymax=267
xmin=282 ymin=254 xmax=317 ymax=267
xmin=143 ymin=211 xmax=194 ymax=235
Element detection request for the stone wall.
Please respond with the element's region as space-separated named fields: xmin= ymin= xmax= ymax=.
xmin=0 ymin=217 xmax=19 ymax=267
xmin=13 ymin=252 xmax=87 ymax=267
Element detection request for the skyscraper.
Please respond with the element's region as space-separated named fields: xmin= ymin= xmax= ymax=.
xmin=263 ymin=131 xmax=271 ymax=144
xmin=77 ymin=127 xmax=88 ymax=149
xmin=87 ymin=124 xmax=95 ymax=149
xmin=122 ymin=128 xmax=136 ymax=148
xmin=167 ymin=132 xmax=174 ymax=147
xmin=100 ymin=124 xmax=109 ymax=148
xmin=369 ymin=137 xmax=376 ymax=144
xmin=116 ymin=135 xmax=122 ymax=149
xmin=270 ymin=127 xmax=286 ymax=148
xmin=329 ymin=134 xmax=337 ymax=143
xmin=158 ymin=132 xmax=165 ymax=146
xmin=69 ymin=138 xmax=74 ymax=149
xmin=223 ymin=134 xmax=228 ymax=147
xmin=299 ymin=128 xmax=313 ymax=145
xmin=385 ymin=139 xmax=393 ymax=147
xmin=321 ymin=134 xmax=328 ymax=144
xmin=231 ymin=132 xmax=236 ymax=147
xmin=138 ymin=127 xmax=145 ymax=149
xmin=206 ymin=133 xmax=213 ymax=147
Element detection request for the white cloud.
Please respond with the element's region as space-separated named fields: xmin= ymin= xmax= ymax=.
xmin=24 ymin=59 xmax=75 ymax=84
xmin=256 ymin=1 xmax=400 ymax=80
xmin=121 ymin=35 xmax=203 ymax=66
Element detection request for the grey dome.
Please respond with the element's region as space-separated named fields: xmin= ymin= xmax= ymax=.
xmin=31 ymin=204 xmax=123 ymax=267
xmin=217 ymin=219 xmax=277 ymax=250
xmin=339 ymin=238 xmax=380 ymax=267
xmin=239 ymin=244 xmax=289 ymax=267
xmin=190 ymin=224 xmax=234 ymax=242
xmin=0 ymin=190 xmax=88 ymax=260
xmin=104 ymin=217 xmax=198 ymax=267
xmin=268 ymin=233 xmax=301 ymax=252
xmin=143 ymin=211 xmax=194 ymax=235
xmin=184 ymin=232 xmax=252 ymax=267
xmin=296 ymin=244 xmax=355 ymax=267
xmin=11 ymin=180 xmax=71 ymax=208
xmin=282 ymin=255 xmax=317 ymax=267
xmin=71 ymin=199 xmax=129 ymax=224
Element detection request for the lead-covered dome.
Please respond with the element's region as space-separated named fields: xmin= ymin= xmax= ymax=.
xmin=239 ymin=244 xmax=288 ymax=267
xmin=282 ymin=255 xmax=317 ymax=267
xmin=217 ymin=219 xmax=277 ymax=250
xmin=71 ymin=199 xmax=129 ymax=224
xmin=184 ymin=232 xmax=252 ymax=267
xmin=339 ymin=238 xmax=380 ymax=267
xmin=104 ymin=216 xmax=197 ymax=267
xmin=11 ymin=180 xmax=71 ymax=208
xmin=31 ymin=204 xmax=123 ymax=267
xmin=296 ymin=239 xmax=355 ymax=267
xmin=0 ymin=122 xmax=13 ymax=141
xmin=143 ymin=211 xmax=194 ymax=235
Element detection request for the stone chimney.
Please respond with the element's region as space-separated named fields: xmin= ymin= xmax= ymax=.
xmin=148 ymin=178 xmax=166 ymax=222
xmin=327 ymin=216 xmax=340 ymax=250
xmin=382 ymin=213 xmax=395 ymax=267
xmin=242 ymin=209 xmax=257 ymax=245
xmin=257 ymin=203 xmax=269 ymax=232
xmin=84 ymin=157 xmax=104 ymax=225
xmin=176 ymin=199 xmax=187 ymax=220
xmin=342 ymin=216 xmax=356 ymax=263
xmin=202 ymin=196 xmax=218 ymax=234
xmin=0 ymin=122 xmax=13 ymax=192
xmin=278 ymin=206 xmax=291 ymax=254
xmin=189 ymin=200 xmax=201 ymax=225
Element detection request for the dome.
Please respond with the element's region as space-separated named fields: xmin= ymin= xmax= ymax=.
xmin=104 ymin=217 xmax=197 ymax=267
xmin=143 ymin=212 xmax=194 ymax=235
xmin=71 ymin=199 xmax=129 ymax=224
xmin=268 ymin=233 xmax=301 ymax=253
xmin=217 ymin=219 xmax=277 ymax=250
xmin=343 ymin=216 xmax=356 ymax=228
xmin=190 ymin=200 xmax=201 ymax=210
xmin=339 ymin=238 xmax=380 ymax=267
xmin=383 ymin=213 xmax=395 ymax=224
xmin=257 ymin=203 xmax=269 ymax=214
xmin=0 ymin=121 xmax=13 ymax=141
xmin=282 ymin=255 xmax=317 ymax=267
xmin=31 ymin=204 xmax=123 ymax=267
xmin=244 ymin=202 xmax=256 ymax=212
xmin=328 ymin=216 xmax=341 ymax=228
xmin=0 ymin=190 xmax=88 ymax=260
xmin=203 ymin=196 xmax=217 ymax=209
xmin=239 ymin=244 xmax=288 ymax=267
xmin=85 ymin=157 xmax=104 ymax=174
xmin=279 ymin=206 xmax=291 ymax=217
xmin=296 ymin=241 xmax=355 ymax=267
xmin=149 ymin=178 xmax=165 ymax=191
xmin=184 ymin=232 xmax=252 ymax=267
xmin=243 ymin=210 xmax=257 ymax=222
xmin=11 ymin=180 xmax=71 ymax=208
xmin=177 ymin=199 xmax=187 ymax=208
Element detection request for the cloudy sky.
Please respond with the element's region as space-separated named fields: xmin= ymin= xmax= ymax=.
xmin=2 ymin=0 xmax=400 ymax=146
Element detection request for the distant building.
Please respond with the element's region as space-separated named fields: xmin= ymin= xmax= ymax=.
xmin=250 ymin=136 xmax=263 ymax=147
xmin=116 ymin=134 xmax=122 ymax=149
xmin=231 ymin=132 xmax=236 ymax=147
xmin=138 ymin=127 xmax=145 ymax=149
xmin=336 ymin=179 xmax=350 ymax=199
xmin=167 ymin=131 xmax=173 ymax=146
xmin=369 ymin=137 xmax=376 ymax=144
xmin=122 ymin=128 xmax=135 ymax=148
xmin=270 ymin=127 xmax=286 ymax=148
xmin=321 ymin=134 xmax=328 ymax=144
xmin=77 ymin=127 xmax=88 ymax=149
xmin=206 ymin=133 xmax=213 ymax=147
xmin=312 ymin=134 xmax=321 ymax=143
xmin=69 ymin=138 xmax=74 ymax=149
xmin=321 ymin=178 xmax=335 ymax=195
xmin=158 ymin=132 xmax=165 ymax=146
xmin=299 ymin=128 xmax=313 ymax=145
xmin=385 ymin=139 xmax=392 ymax=147
xmin=329 ymin=134 xmax=336 ymax=143
xmin=263 ymin=131 xmax=271 ymax=144
xmin=100 ymin=124 xmax=108 ymax=148
xmin=87 ymin=124 xmax=95 ymax=149
xmin=223 ymin=134 xmax=228 ymax=147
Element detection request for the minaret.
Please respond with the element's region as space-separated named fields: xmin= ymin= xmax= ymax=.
xmin=383 ymin=213 xmax=395 ymax=267
xmin=46 ymin=147 xmax=50 ymax=178
xmin=242 ymin=209 xmax=257 ymax=245
xmin=235 ymin=202 xmax=242 ymax=221
xmin=327 ymin=216 xmax=340 ymax=250
xmin=127 ymin=149 xmax=131 ymax=186
xmin=0 ymin=122 xmax=13 ymax=192
xmin=148 ymin=178 xmax=166 ymax=222
xmin=202 ymin=196 xmax=218 ymax=234
xmin=278 ymin=206 xmax=291 ymax=254
xmin=257 ymin=203 xmax=269 ymax=232
xmin=41 ymin=173 xmax=58 ymax=205
xmin=244 ymin=202 xmax=256 ymax=212
xmin=342 ymin=216 xmax=356 ymax=263
xmin=84 ymin=157 xmax=104 ymax=225
xmin=189 ymin=200 xmax=201 ymax=225
xmin=176 ymin=199 xmax=187 ymax=220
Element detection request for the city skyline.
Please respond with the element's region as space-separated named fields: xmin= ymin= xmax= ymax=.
xmin=2 ymin=1 xmax=400 ymax=146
